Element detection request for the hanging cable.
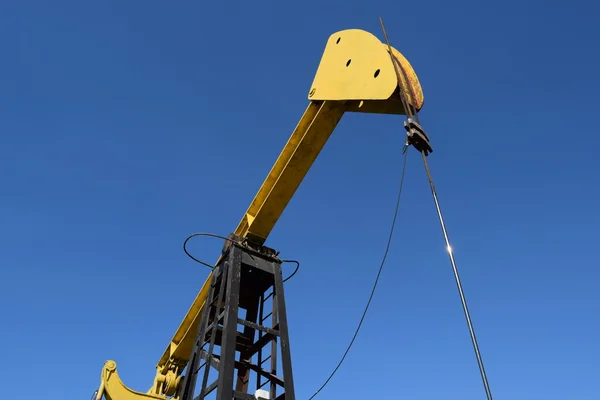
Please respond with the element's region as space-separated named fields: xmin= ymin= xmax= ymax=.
xmin=183 ymin=232 xmax=237 ymax=269
xmin=307 ymin=147 xmax=409 ymax=400
xmin=183 ymin=232 xmax=301 ymax=282
xmin=281 ymin=259 xmax=300 ymax=283
xmin=380 ymin=17 xmax=494 ymax=400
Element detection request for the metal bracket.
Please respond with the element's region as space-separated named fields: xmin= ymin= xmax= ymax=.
xmin=404 ymin=118 xmax=433 ymax=155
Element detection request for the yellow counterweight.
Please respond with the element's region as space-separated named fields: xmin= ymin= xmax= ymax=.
xmin=97 ymin=28 xmax=424 ymax=400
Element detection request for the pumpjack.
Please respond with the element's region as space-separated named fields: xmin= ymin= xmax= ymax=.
xmin=95 ymin=28 xmax=425 ymax=400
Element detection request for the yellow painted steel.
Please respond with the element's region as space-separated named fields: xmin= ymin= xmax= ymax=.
xmin=98 ymin=28 xmax=424 ymax=400
xmin=96 ymin=361 xmax=171 ymax=400
xmin=308 ymin=29 xmax=423 ymax=109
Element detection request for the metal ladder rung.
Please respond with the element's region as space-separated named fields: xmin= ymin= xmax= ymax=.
xmin=199 ymin=379 xmax=218 ymax=398
xmin=209 ymin=293 xmax=223 ymax=306
xmin=194 ymin=361 xmax=207 ymax=375
xmin=258 ymin=379 xmax=269 ymax=389
xmin=263 ymin=291 xmax=274 ymax=302
xmin=197 ymin=310 xmax=225 ymax=349
xmin=260 ymin=354 xmax=272 ymax=365
xmin=260 ymin=311 xmax=272 ymax=323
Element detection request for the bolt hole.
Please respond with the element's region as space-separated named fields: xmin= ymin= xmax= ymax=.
xmin=346 ymin=59 xmax=351 ymax=67
xmin=336 ymin=37 xmax=341 ymax=44
xmin=374 ymin=69 xmax=380 ymax=78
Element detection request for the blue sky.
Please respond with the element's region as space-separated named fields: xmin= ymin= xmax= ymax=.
xmin=1 ymin=1 xmax=599 ymax=399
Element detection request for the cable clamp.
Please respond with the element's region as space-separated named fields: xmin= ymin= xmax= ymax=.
xmin=404 ymin=118 xmax=433 ymax=156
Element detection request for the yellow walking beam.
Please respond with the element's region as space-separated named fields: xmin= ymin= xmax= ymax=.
xmin=98 ymin=28 xmax=424 ymax=400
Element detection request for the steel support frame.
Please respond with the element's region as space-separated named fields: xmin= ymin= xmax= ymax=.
xmin=180 ymin=237 xmax=296 ymax=400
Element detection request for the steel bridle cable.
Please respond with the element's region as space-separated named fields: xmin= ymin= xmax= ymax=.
xmin=380 ymin=17 xmax=494 ymax=400
xmin=420 ymin=152 xmax=493 ymax=399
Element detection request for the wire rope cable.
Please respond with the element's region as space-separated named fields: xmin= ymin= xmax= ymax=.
xmin=380 ymin=17 xmax=494 ymax=400
xmin=421 ymin=152 xmax=494 ymax=400
xmin=307 ymin=148 xmax=409 ymax=400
